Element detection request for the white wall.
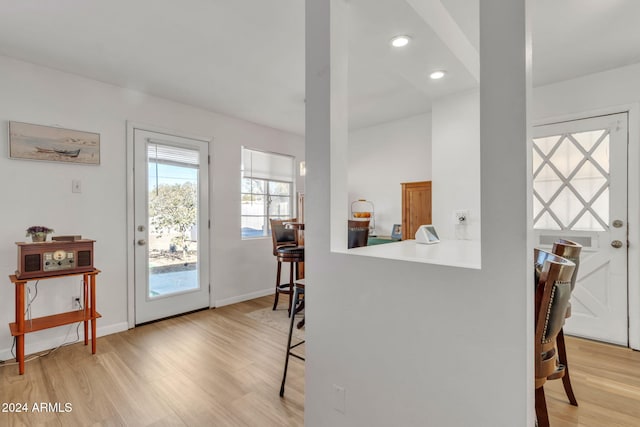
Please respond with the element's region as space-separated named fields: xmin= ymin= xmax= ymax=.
xmin=305 ymin=1 xmax=532 ymax=427
xmin=431 ymin=90 xmax=480 ymax=240
xmin=348 ymin=113 xmax=431 ymax=236
xmin=0 ymin=55 xmax=304 ymax=361
xmin=533 ymin=62 xmax=640 ymax=122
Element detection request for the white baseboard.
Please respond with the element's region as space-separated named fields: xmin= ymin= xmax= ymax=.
xmin=214 ymin=288 xmax=273 ymax=308
xmin=0 ymin=321 xmax=129 ymax=363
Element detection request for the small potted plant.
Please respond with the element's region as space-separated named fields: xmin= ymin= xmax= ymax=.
xmin=26 ymin=226 xmax=54 ymax=242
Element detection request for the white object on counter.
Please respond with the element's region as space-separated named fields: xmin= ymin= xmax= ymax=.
xmin=415 ymin=225 xmax=440 ymax=244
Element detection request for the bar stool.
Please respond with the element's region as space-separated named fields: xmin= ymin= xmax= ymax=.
xmin=270 ymin=219 xmax=304 ymax=314
xmin=280 ymin=278 xmax=305 ymax=397
xmin=548 ymin=238 xmax=582 ymax=406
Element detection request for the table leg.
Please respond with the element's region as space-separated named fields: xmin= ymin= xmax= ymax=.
xmin=90 ymin=273 xmax=97 ymax=354
xmin=15 ymin=280 xmax=25 ymax=375
xmin=83 ymin=274 xmax=89 ymax=346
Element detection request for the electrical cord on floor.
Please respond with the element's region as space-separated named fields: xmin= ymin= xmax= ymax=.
xmin=1 ymin=278 xmax=87 ymax=368
xmin=1 ymin=322 xmax=83 ymax=368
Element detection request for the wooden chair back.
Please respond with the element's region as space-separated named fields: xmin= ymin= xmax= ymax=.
xmin=270 ymin=218 xmax=298 ymax=256
xmin=534 ymin=255 xmax=575 ymax=388
xmin=552 ymin=239 xmax=582 ymax=291
xmin=348 ymin=220 xmax=370 ymax=249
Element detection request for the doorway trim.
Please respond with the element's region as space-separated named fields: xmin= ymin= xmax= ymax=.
xmin=126 ymin=121 xmax=213 ymax=329
xmin=534 ymin=103 xmax=640 ymax=350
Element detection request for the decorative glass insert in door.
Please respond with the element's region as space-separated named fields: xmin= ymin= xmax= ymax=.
xmin=533 ymin=129 xmax=610 ymax=231
xmin=147 ymin=143 xmax=200 ymax=297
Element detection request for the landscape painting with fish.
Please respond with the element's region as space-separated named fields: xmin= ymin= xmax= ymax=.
xmin=9 ymin=121 xmax=100 ymax=165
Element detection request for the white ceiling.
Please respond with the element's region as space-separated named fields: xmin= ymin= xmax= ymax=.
xmin=0 ymin=1 xmax=638 ymax=135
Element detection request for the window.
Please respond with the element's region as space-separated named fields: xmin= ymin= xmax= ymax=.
xmin=241 ymin=148 xmax=294 ymax=238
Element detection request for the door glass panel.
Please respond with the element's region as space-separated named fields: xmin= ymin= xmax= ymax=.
xmin=549 ymin=139 xmax=582 ymax=177
xmin=532 ymin=150 xmax=543 ymax=173
xmin=573 ymin=211 xmax=600 ymax=231
xmin=573 ymin=129 xmax=605 ymax=152
xmin=533 ymin=173 xmax=562 ymax=201
xmin=534 ymin=135 xmax=562 ymax=156
xmin=549 ymin=187 xmax=582 ymax=228
xmin=536 ymin=163 xmax=560 ymax=181
xmin=148 ymin=144 xmax=200 ymax=297
xmin=536 ymin=211 xmax=561 ymax=230
xmin=533 ymin=197 xmax=543 ymax=219
xmin=573 ymin=162 xmax=607 ymax=201
xmin=591 ymin=187 xmax=609 ymax=228
xmin=533 ymin=128 xmax=610 ymax=231
xmin=592 ymin=138 xmax=610 ymax=173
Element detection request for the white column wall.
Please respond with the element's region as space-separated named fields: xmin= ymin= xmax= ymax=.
xmin=305 ymin=1 xmax=532 ymax=427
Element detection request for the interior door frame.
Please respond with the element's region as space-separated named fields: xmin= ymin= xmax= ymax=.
xmin=533 ymin=103 xmax=640 ymax=350
xmin=126 ymin=121 xmax=213 ymax=329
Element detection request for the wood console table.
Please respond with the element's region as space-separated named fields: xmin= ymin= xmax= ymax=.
xmin=8 ymin=269 xmax=101 ymax=374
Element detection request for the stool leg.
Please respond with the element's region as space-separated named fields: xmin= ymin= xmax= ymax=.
xmin=280 ymin=286 xmax=300 ymax=397
xmin=557 ymin=329 xmax=578 ymax=406
xmin=288 ymin=263 xmax=294 ymax=316
xmin=273 ymin=260 xmax=282 ymax=311
xmin=535 ymin=386 xmax=550 ymax=427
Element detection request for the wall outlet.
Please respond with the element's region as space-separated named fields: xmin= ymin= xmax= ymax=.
xmin=73 ymin=296 xmax=82 ymax=310
xmin=454 ymin=209 xmax=469 ymax=225
xmin=332 ymin=384 xmax=346 ymax=414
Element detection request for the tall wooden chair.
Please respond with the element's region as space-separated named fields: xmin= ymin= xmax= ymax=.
xmin=534 ymin=253 xmax=576 ymax=427
xmin=549 ymin=239 xmax=582 ymax=406
xmin=270 ymin=219 xmax=304 ymax=314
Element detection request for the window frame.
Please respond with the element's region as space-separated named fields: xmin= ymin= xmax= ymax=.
xmin=241 ymin=148 xmax=295 ymax=239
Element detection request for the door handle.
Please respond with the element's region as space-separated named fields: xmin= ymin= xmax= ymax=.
xmin=137 ymin=239 xmax=147 ymax=246
xmin=611 ymin=240 xmax=623 ymax=249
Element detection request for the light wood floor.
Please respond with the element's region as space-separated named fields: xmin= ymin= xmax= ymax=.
xmin=0 ymin=296 xmax=304 ymax=427
xmin=2 ymin=296 xmax=640 ymax=426
xmin=545 ymin=336 xmax=640 ymax=426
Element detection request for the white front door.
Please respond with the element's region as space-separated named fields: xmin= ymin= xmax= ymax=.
xmin=533 ymin=113 xmax=628 ymax=346
xmin=133 ymin=128 xmax=210 ymax=324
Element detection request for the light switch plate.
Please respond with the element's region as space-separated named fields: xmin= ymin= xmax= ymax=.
xmin=72 ymin=179 xmax=81 ymax=193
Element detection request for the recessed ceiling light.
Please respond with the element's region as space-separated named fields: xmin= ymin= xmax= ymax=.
xmin=429 ymin=70 xmax=446 ymax=80
xmin=390 ymin=35 xmax=411 ymax=48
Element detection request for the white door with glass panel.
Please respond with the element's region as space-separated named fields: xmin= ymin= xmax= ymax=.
xmin=133 ymin=129 xmax=210 ymax=324
xmin=533 ymin=113 xmax=628 ymax=345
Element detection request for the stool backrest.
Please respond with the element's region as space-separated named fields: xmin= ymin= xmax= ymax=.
xmin=270 ymin=218 xmax=298 ymax=256
xmin=552 ymin=239 xmax=582 ymax=291
xmin=535 ymin=256 xmax=575 ymax=385
xmin=348 ymin=220 xmax=370 ymax=249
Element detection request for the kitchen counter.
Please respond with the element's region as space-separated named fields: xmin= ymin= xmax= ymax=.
xmin=346 ymin=239 xmax=481 ymax=269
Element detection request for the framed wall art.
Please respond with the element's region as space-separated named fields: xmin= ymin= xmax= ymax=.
xmin=8 ymin=121 xmax=100 ymax=165
xmin=391 ymin=223 xmax=402 ymax=240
